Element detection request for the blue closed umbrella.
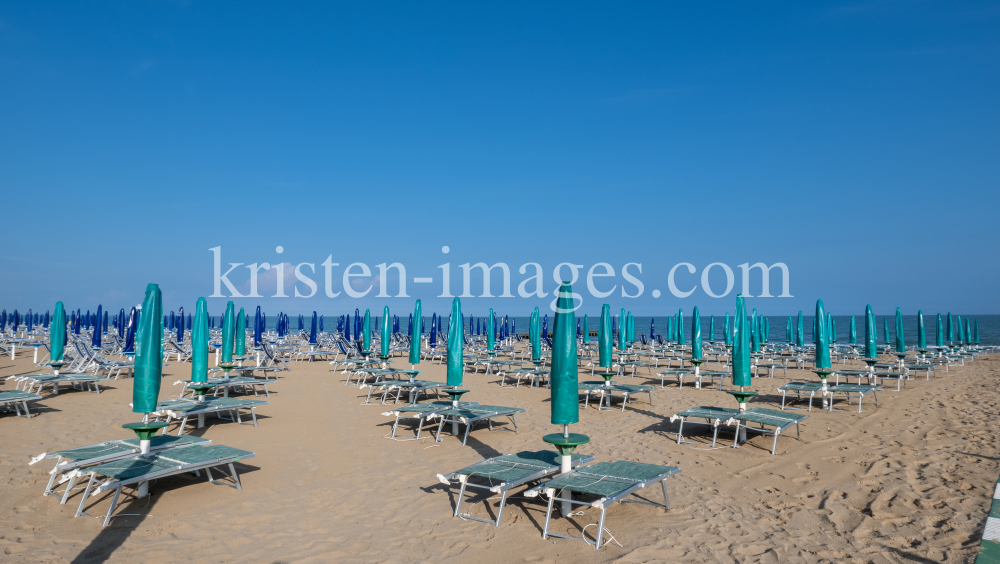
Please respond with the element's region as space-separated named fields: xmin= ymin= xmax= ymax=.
xmin=310 ymin=311 xmax=318 ymax=344
xmin=92 ymin=305 xmax=103 ymax=348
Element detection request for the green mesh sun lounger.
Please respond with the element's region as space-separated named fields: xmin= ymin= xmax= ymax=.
xmin=524 ymin=461 xmax=680 ymax=549
xmin=383 ymin=401 xmax=480 ymax=439
xmin=432 ymin=405 xmax=526 ymax=445
xmin=153 ymin=397 xmax=268 ymax=435
xmin=30 ymin=435 xmax=211 ymax=504
xmin=668 ymin=406 xmax=739 ymax=446
xmin=726 ymin=407 xmax=807 ymax=455
xmin=0 ymin=390 xmax=43 ymax=418
xmin=176 ymin=376 xmax=273 ymax=398
xmin=827 ymin=384 xmax=880 ymax=413
xmin=436 ymin=450 xmax=595 ymax=526
xmin=581 ymin=383 xmax=655 ymax=411
xmin=74 ymin=445 xmax=254 ymax=527
xmin=655 ymin=368 xmax=692 ymax=388
xmin=778 ymin=381 xmax=825 ymax=411
xmin=16 ymin=373 xmax=106 ymax=395
xmin=362 ymin=380 xmax=453 ymax=404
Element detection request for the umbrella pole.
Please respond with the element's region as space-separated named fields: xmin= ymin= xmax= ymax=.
xmin=138 ymin=413 xmax=151 ymax=498
xmin=560 ymin=424 xmax=572 ymax=517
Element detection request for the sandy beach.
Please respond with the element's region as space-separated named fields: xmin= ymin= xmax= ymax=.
xmin=1 ymin=345 xmax=997 ymax=564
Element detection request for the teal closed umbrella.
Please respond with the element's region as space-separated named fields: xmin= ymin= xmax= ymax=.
xmin=947 ymin=313 xmax=954 ymax=341
xmin=550 ymin=283 xmax=579 ymax=426
xmin=676 ymin=309 xmax=685 ymax=346
xmin=50 ymin=301 xmax=66 ymax=362
xmin=917 ymin=310 xmax=926 ymax=350
xmin=598 ymin=304 xmax=611 ymax=368
xmin=864 ymin=305 xmax=877 ymax=359
xmin=487 ymin=308 xmax=495 ymax=351
xmin=363 ymin=309 xmax=371 ymax=352
xmin=829 ymin=314 xmax=837 ymax=342
xmin=723 ymin=313 xmax=731 ymax=346
xmin=408 ymin=300 xmax=421 ymax=366
xmin=796 ymin=311 xmax=804 ymax=347
xmin=221 ymin=301 xmax=235 ymax=364
xmin=582 ymin=314 xmax=590 ymax=344
xmin=815 ymin=300 xmax=831 ymax=369
xmin=530 ymin=307 xmax=541 ymax=361
xmin=956 ymin=315 xmax=964 ymax=343
xmin=965 ymin=318 xmax=972 ymax=346
xmin=381 ymin=305 xmax=391 ymax=358
xmin=618 ymin=308 xmax=626 ymax=350
xmin=709 ymin=315 xmax=715 ymax=343
xmin=191 ymin=298 xmax=209 ymax=383
xmin=691 ymin=306 xmax=702 ymax=360
xmin=732 ymin=296 xmax=751 ymax=388
xmin=935 ymin=314 xmax=944 ymax=347
xmin=849 ymin=316 xmax=857 ymax=345
xmin=883 ymin=318 xmax=889 ymax=344
xmin=786 ymin=317 xmax=792 ymax=343
xmin=446 ymin=298 xmax=463 ymax=386
xmin=133 ymin=284 xmax=163 ymax=414
xmin=749 ymin=308 xmax=759 ymax=353
xmin=894 ymin=308 xmax=905 ymax=353
xmin=235 ymin=307 xmax=246 ymax=356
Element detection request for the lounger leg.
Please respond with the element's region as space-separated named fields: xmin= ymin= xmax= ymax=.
xmin=435 ymin=418 xmax=445 ymax=442
xmin=75 ymin=474 xmax=97 ymax=517
xmin=494 ymin=490 xmax=509 ymax=526
xmin=462 ymin=423 xmax=471 ymax=445
xmin=676 ymin=418 xmax=684 ymax=444
xmin=205 ymin=466 xmax=216 ymax=484
xmin=595 ymin=506 xmax=607 ymax=549
xmin=771 ymin=429 xmax=781 ymax=455
xmin=453 ymin=478 xmax=468 ymax=517
xmin=61 ymin=472 xmax=80 ymax=504
xmin=542 ymin=492 xmax=556 ymax=540
xmin=101 ymin=486 xmax=122 ymax=527
xmin=661 ymin=479 xmax=671 ymax=510
xmin=511 ymin=414 xmax=519 ymax=434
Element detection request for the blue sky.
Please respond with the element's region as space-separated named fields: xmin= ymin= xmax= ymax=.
xmin=1 ymin=1 xmax=998 ymax=318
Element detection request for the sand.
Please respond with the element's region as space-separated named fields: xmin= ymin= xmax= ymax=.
xmin=1 ymin=345 xmax=998 ymax=563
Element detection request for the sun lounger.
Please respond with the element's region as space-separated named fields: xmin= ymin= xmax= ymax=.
xmin=383 ymin=401 xmax=480 ymax=439
xmin=668 ymin=406 xmax=739 ymax=446
xmin=655 ymin=368 xmax=692 ymax=388
xmin=583 ymin=383 xmax=655 ymax=411
xmin=0 ymin=390 xmax=43 ymax=418
xmin=726 ymin=408 xmax=807 ymax=455
xmin=777 ymin=381 xmax=825 ymax=411
xmin=153 ymin=397 xmax=268 ymax=435
xmin=175 ymin=376 xmax=274 ymax=398
xmin=827 ymin=384 xmax=880 ymax=412
xmin=501 ymin=368 xmax=548 ymax=388
xmin=31 ymin=435 xmax=212 ymax=504
xmin=436 ymin=450 xmax=596 ymax=526
xmin=14 ymin=373 xmax=106 ymax=395
xmin=694 ymin=370 xmax=728 ymax=391
xmin=524 ymin=461 xmax=680 ymax=549
xmin=74 ymin=445 xmax=254 ymax=526
xmin=361 ymin=379 xmax=453 ymax=404
xmin=432 ymin=405 xmax=526 ymax=445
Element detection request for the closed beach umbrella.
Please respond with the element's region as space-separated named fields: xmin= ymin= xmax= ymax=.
xmin=883 ymin=318 xmax=890 ymax=344
xmin=598 ymin=304 xmax=611 ymax=368
xmin=965 ymin=318 xmax=972 ymax=346
xmin=191 ymin=298 xmax=209 ymax=383
xmin=92 ymin=305 xmax=103 ymax=348
xmin=865 ymin=305 xmax=877 ymax=359
xmin=796 ymin=311 xmax=805 ymax=347
xmin=709 ymin=315 xmax=715 ymax=343
xmin=221 ymin=301 xmax=235 ymax=363
xmin=363 ymin=309 xmax=371 ymax=351
xmin=723 ymin=313 xmax=731 ymax=346
xmin=236 ymin=307 xmax=247 ymax=356
xmin=935 ymin=314 xmax=944 ymax=347
xmin=354 ymin=308 xmax=360 ymax=341
xmin=956 ymin=315 xmax=963 ymax=343
xmin=618 ymin=308 xmax=626 ymax=350
xmin=177 ymin=307 xmax=184 ymax=342
xmin=894 ymin=308 xmax=904 ymax=353
xmin=133 ymin=284 xmax=163 ymax=415
xmin=583 ymin=314 xmax=590 ymax=344
xmin=947 ymin=313 xmax=954 ymax=341
xmin=917 ymin=311 xmax=926 ymax=350
xmin=692 ymin=306 xmax=702 ymax=360
xmin=815 ymin=299 xmax=831 ymax=369
xmin=50 ymin=302 xmax=67 ymax=361
xmin=381 ymin=306 xmax=390 ymax=357
xmin=677 ymin=308 xmax=685 ymax=346
xmin=309 ymin=311 xmax=318 ymax=345
xmin=123 ymin=307 xmax=138 ymax=354
xmin=487 ymin=308 xmax=495 ymax=351
xmin=542 ymin=315 xmax=548 ymax=339
xmin=749 ymin=308 xmax=759 ymax=352
xmin=551 ymin=282 xmax=579 ymax=428
xmin=849 ymin=315 xmax=857 ymax=345
xmin=732 ymin=295 xmax=751 ymax=387
xmin=530 ymin=308 xmax=541 ymax=360
xmin=409 ymin=300 xmax=421 ymax=365
xmin=650 ymin=317 xmax=655 ymax=340
xmin=75 ymin=309 xmax=81 ymax=334
xmin=430 ymin=315 xmax=437 ymax=347
xmin=446 ymin=298 xmax=463 ymax=386
xmin=254 ymin=306 xmax=262 ymax=347
xmin=786 ymin=317 xmax=792 ymax=343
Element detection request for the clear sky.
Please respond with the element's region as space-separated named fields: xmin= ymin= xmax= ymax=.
xmin=1 ymin=1 xmax=998 ymax=318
